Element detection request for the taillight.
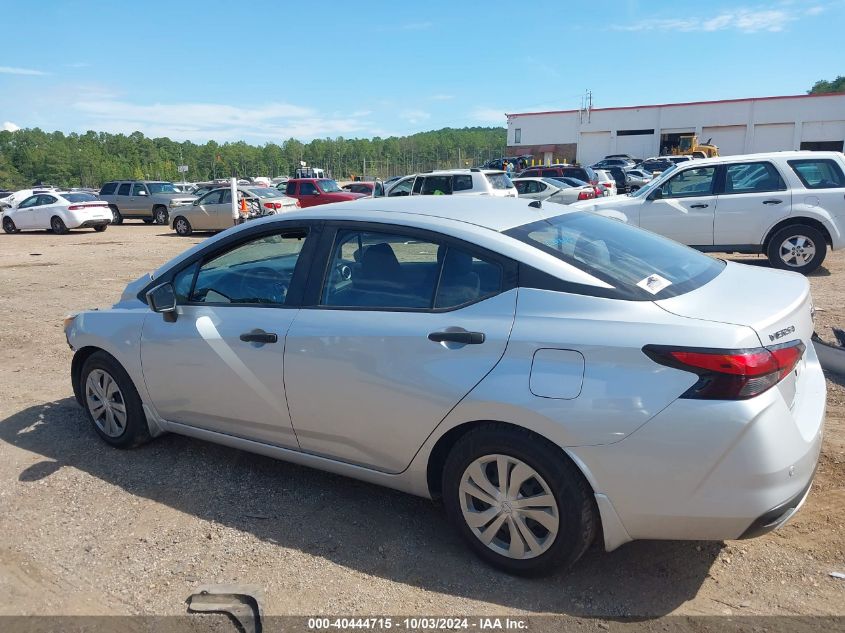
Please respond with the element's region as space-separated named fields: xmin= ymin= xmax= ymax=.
xmin=68 ymin=204 xmax=107 ymax=210
xmin=577 ymin=190 xmax=592 ymax=200
xmin=642 ymin=341 xmax=805 ymax=400
xmin=264 ymin=202 xmax=282 ymax=210
xmin=593 ymin=186 xmax=602 ymax=196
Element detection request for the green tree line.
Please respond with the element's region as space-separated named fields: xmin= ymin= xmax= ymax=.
xmin=0 ymin=126 xmax=507 ymax=190
xmin=808 ymin=75 xmax=845 ymax=95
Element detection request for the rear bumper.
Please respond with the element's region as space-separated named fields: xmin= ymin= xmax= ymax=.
xmin=75 ymin=219 xmax=111 ymax=228
xmin=738 ymin=468 xmax=815 ymax=539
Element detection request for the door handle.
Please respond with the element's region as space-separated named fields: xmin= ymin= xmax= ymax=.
xmin=239 ymin=330 xmax=278 ymax=344
xmin=690 ymin=203 xmax=709 ymax=209
xmin=428 ymin=331 xmax=485 ymax=345
xmin=762 ymin=199 xmax=783 ymax=205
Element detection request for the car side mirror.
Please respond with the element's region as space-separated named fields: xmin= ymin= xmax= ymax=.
xmin=138 ymin=190 xmax=148 ymax=196
xmin=648 ymin=188 xmax=663 ymax=201
xmin=192 ymin=199 xmax=200 ymax=205
xmin=146 ymin=283 xmax=177 ymax=322
xmin=312 ymin=190 xmax=321 ymax=195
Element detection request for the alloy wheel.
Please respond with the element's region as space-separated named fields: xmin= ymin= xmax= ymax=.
xmin=85 ymin=369 xmax=128 ymax=438
xmin=779 ymin=235 xmax=816 ymax=268
xmin=459 ymin=454 xmax=559 ymax=560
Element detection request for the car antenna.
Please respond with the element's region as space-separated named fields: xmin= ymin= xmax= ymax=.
xmin=528 ymin=200 xmax=542 ymax=209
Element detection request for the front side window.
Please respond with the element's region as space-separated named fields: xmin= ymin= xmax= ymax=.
xmin=723 ymin=162 xmax=786 ymax=194
xmin=506 ymin=211 xmax=724 ymax=300
xmin=788 ymin=159 xmax=845 ymax=189
xmin=131 ymin=183 xmax=147 ymax=196
xmin=659 ymin=167 xmax=716 ymax=198
xmin=117 ymin=183 xmax=131 ymax=196
xmin=300 ymin=182 xmax=318 ymax=195
xmin=17 ymin=195 xmax=40 ymax=209
xmin=198 ymin=190 xmax=224 ymax=205
xmin=388 ymin=177 xmax=414 ymax=197
xmin=190 ymin=230 xmax=308 ymax=305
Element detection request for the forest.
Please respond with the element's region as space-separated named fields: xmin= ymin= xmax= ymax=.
xmin=0 ymin=126 xmax=507 ymax=189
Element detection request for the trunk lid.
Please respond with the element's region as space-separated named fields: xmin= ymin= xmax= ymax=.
xmin=655 ymin=261 xmax=813 ymax=408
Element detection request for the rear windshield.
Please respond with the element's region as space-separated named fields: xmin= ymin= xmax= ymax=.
xmin=62 ymin=193 xmax=98 ymax=202
xmin=246 ymin=187 xmax=282 ymax=198
xmin=485 ymin=173 xmax=514 ymax=190
xmin=505 ymin=212 xmax=724 ymax=300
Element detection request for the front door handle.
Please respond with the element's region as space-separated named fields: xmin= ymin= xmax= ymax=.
xmin=690 ymin=203 xmax=709 ymax=209
xmin=428 ymin=331 xmax=485 ymax=345
xmin=762 ymin=199 xmax=783 ymax=205
xmin=240 ymin=330 xmax=278 ymax=344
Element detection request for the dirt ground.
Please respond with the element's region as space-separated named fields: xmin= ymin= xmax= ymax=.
xmin=0 ymin=224 xmax=843 ymax=621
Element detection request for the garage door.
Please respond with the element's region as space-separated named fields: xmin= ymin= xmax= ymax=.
xmin=801 ymin=121 xmax=845 ymax=149
xmin=702 ymin=125 xmax=747 ymax=156
xmin=752 ymin=123 xmax=795 ymax=153
xmin=578 ymin=131 xmax=611 ymax=165
xmin=615 ymin=134 xmax=657 ymax=161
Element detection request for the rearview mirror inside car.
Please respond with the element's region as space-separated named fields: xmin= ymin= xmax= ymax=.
xmin=146 ymin=283 xmax=177 ymax=322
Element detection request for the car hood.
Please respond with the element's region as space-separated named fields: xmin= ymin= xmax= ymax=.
xmin=569 ymin=195 xmax=643 ymax=222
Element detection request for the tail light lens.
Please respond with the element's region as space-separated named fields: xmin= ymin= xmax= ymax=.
xmin=68 ymin=204 xmax=107 ymax=210
xmin=577 ymin=190 xmax=592 ymax=200
xmin=263 ymin=202 xmax=282 ymax=210
xmin=642 ymin=341 xmax=805 ymax=400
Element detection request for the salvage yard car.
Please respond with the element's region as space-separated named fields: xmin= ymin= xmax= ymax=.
xmin=170 ymin=186 xmax=300 ymax=236
xmin=512 ymin=177 xmax=595 ymax=204
xmin=66 ymin=196 xmax=824 ymax=575
xmin=573 ymin=151 xmax=845 ymax=274
xmin=99 ymin=180 xmax=197 ymax=225
xmin=2 ymin=191 xmax=112 ymax=234
xmin=284 ymin=178 xmax=365 ymax=207
xmin=386 ymin=169 xmax=517 ymax=198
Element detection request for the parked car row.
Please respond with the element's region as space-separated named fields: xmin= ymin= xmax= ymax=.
xmin=2 ymin=190 xmax=112 ymax=234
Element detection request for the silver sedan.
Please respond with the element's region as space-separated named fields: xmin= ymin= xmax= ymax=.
xmin=66 ymin=196 xmax=824 ymax=575
xmin=512 ymin=177 xmax=595 ymax=205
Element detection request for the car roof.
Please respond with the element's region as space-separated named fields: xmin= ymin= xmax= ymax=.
xmin=667 ymin=150 xmax=844 ymax=168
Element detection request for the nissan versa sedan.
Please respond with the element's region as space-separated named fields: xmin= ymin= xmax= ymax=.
xmin=65 ymin=196 xmax=825 ymax=575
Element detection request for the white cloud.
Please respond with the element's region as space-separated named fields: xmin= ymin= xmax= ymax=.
xmin=3 ymin=121 xmax=21 ymax=132
xmin=70 ymin=98 xmax=379 ymax=142
xmin=806 ymin=5 xmax=825 ymax=15
xmin=0 ymin=65 xmax=47 ymax=76
xmin=617 ymin=7 xmax=796 ymax=33
xmin=470 ymin=107 xmax=506 ymax=125
xmin=400 ymin=109 xmax=431 ymax=124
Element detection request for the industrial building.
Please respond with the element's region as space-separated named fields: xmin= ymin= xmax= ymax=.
xmin=505 ymin=92 xmax=845 ymax=166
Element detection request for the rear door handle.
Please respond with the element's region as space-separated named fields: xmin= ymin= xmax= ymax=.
xmin=690 ymin=203 xmax=709 ymax=209
xmin=763 ymin=199 xmax=783 ymax=205
xmin=428 ymin=331 xmax=485 ymax=345
xmin=240 ymin=330 xmax=278 ymax=344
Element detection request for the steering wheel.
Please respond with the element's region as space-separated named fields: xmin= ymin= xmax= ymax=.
xmin=237 ymin=266 xmax=288 ymax=304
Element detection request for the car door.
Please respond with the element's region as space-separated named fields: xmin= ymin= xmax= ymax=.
xmin=713 ymin=161 xmax=791 ymax=247
xmin=297 ymin=181 xmax=320 ymax=207
xmin=190 ymin=189 xmax=224 ymax=229
xmin=140 ymin=225 xmax=316 ymax=448
xmin=387 ymin=176 xmax=414 ymax=197
xmin=639 ymin=165 xmax=718 ymax=246
xmin=115 ymin=182 xmax=132 ymax=213
xmin=11 ymin=195 xmax=41 ymax=228
xmin=283 ymin=223 xmax=517 ymax=473
xmin=35 ymin=194 xmax=60 ymax=227
xmin=128 ymin=182 xmax=150 ymax=216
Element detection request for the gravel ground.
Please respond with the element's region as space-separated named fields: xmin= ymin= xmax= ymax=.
xmin=0 ymin=224 xmax=843 ymax=621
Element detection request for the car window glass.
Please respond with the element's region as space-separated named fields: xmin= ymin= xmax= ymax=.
xmin=117 ymin=183 xmax=130 ymax=196
xmin=100 ymin=182 xmax=117 ymax=195
xmin=514 ymin=181 xmax=528 ymax=194
xmin=190 ymin=230 xmax=308 ymax=305
xmin=723 ymin=162 xmax=786 ymax=194
xmin=435 ymin=247 xmax=502 ymax=309
xmin=18 ymin=195 xmax=40 ymax=208
xmin=541 ymin=169 xmax=557 ymax=177
xmin=375 ymin=182 xmax=384 ymax=196
xmin=300 ymin=182 xmax=318 ymax=195
xmin=453 ymin=175 xmax=473 ymax=192
xmin=131 ymin=183 xmax=147 ymax=196
xmin=322 ymin=230 xmax=440 ymax=309
xmin=199 ymin=190 xmax=223 ymax=205
xmin=38 ymin=195 xmax=58 ymax=205
xmin=422 ymin=176 xmax=452 ymax=195
xmin=173 ymin=262 xmax=199 ymax=303
xmin=788 ymin=159 xmax=845 ymax=189
xmin=220 ymin=189 xmax=232 ymax=204
xmin=660 ymin=167 xmax=716 ymax=198
xmin=412 ymin=177 xmax=424 ymax=194
xmin=388 ymin=178 xmax=413 ymax=197
xmin=285 ymin=182 xmax=296 ymax=195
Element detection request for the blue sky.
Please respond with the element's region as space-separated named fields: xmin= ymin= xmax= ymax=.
xmin=1 ymin=0 xmax=843 ymax=142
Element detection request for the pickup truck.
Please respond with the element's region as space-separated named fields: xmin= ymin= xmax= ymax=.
xmin=284 ymin=178 xmax=365 ymax=208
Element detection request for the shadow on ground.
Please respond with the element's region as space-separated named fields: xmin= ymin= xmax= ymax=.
xmin=1 ymin=399 xmax=721 ymax=617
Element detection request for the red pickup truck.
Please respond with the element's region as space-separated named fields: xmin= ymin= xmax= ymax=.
xmin=284 ymin=178 xmax=365 ymax=208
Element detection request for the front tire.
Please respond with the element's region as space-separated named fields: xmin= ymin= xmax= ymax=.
xmin=80 ymin=352 xmax=151 ymax=449
xmin=442 ymin=424 xmax=597 ymax=576
xmin=174 ymin=216 xmax=192 ymax=236
xmin=2 ymin=216 xmax=18 ymax=233
xmin=51 ymin=216 xmax=69 ymax=235
xmin=153 ymin=206 xmax=169 ymax=225
xmin=766 ymin=224 xmax=827 ymax=275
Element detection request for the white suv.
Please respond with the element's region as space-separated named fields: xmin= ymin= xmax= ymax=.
xmin=386 ymin=169 xmax=517 ymax=198
xmin=574 ymin=151 xmax=845 ymax=274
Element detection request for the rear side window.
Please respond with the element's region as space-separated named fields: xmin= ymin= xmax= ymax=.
xmin=723 ymin=162 xmax=786 ymax=194
xmin=100 ymin=182 xmax=117 ymax=195
xmin=485 ymin=173 xmax=513 ymax=190
xmin=421 ymin=176 xmax=452 ymax=195
xmin=506 ymin=211 xmax=724 ymax=300
xmin=453 ymin=175 xmax=473 ymax=191
xmin=117 ymin=183 xmax=130 ymax=196
xmin=788 ymin=159 xmax=845 ymax=189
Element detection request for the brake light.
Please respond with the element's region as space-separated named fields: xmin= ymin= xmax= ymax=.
xmin=577 ymin=190 xmax=592 ymax=200
xmin=593 ymin=186 xmax=602 ymax=196
xmin=68 ymin=204 xmax=107 ymax=210
xmin=264 ymin=202 xmax=282 ymax=210
xmin=643 ymin=341 xmax=805 ymax=400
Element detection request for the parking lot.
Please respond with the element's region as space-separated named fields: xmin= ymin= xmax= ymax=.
xmin=0 ymin=224 xmax=843 ymax=619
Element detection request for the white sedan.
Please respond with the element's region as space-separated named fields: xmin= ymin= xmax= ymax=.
xmin=512 ymin=177 xmax=595 ymax=205
xmin=2 ymin=191 xmax=112 ymax=234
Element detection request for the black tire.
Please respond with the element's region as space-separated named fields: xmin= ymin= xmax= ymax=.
xmin=2 ymin=216 xmax=18 ymax=233
xmin=173 ymin=216 xmax=193 ymax=236
xmin=142 ymin=218 xmax=154 ymax=224
xmin=153 ymin=206 xmax=169 ymax=225
xmin=93 ymin=224 xmax=108 ymax=232
xmin=442 ymin=423 xmax=597 ymax=576
xmin=80 ymin=351 xmax=151 ymax=449
xmin=765 ymin=224 xmax=827 ymax=275
xmin=50 ymin=216 xmax=69 ymax=235
xmin=109 ymin=205 xmax=123 ymax=224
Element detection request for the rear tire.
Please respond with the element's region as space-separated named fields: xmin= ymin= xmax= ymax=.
xmin=153 ymin=206 xmax=169 ymax=225
xmin=109 ymin=205 xmax=123 ymax=224
xmin=80 ymin=351 xmax=151 ymax=449
xmin=765 ymin=224 xmax=827 ymax=275
xmin=2 ymin=216 xmax=18 ymax=233
xmin=174 ymin=216 xmax=192 ymax=236
xmin=93 ymin=224 xmax=108 ymax=232
xmin=51 ymin=216 xmax=69 ymax=235
xmin=442 ymin=423 xmax=597 ymax=576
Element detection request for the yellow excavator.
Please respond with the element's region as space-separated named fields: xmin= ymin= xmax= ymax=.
xmin=673 ymin=135 xmax=719 ymax=159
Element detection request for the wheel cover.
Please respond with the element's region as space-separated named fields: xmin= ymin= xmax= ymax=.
xmin=779 ymin=235 xmax=816 ymax=267
xmin=459 ymin=454 xmax=559 ymax=560
xmin=52 ymin=218 xmax=62 ymax=231
xmin=176 ymin=218 xmax=188 ymax=233
xmin=155 ymin=208 xmax=167 ymax=223
xmin=85 ymin=369 xmax=127 ymax=438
